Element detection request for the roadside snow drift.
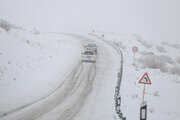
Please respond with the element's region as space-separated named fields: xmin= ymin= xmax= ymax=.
xmin=0 ymin=26 xmax=81 ymax=116
xmin=93 ymin=32 xmax=180 ymax=120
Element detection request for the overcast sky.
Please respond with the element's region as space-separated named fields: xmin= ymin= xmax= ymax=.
xmin=0 ymin=0 xmax=180 ymax=43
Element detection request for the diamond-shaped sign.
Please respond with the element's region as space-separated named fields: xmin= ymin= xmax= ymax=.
xmin=139 ymin=73 xmax=151 ymax=85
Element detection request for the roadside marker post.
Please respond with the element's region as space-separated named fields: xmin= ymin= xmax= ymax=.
xmin=132 ymin=46 xmax=138 ymax=65
xmin=122 ymin=117 xmax=126 ymax=120
xmin=140 ymin=101 xmax=147 ymax=120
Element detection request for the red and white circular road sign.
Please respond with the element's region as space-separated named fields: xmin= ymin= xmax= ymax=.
xmin=132 ymin=46 xmax=138 ymax=52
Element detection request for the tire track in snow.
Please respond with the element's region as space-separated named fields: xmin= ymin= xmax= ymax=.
xmin=1 ymin=62 xmax=94 ymax=120
xmin=57 ymin=63 xmax=96 ymax=120
xmin=66 ymin=34 xmax=117 ymax=120
xmin=0 ymin=62 xmax=82 ymax=118
xmin=1 ymin=33 xmax=97 ymax=120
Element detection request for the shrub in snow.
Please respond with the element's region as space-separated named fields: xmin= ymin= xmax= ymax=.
xmin=33 ymin=28 xmax=40 ymax=35
xmin=0 ymin=19 xmax=21 ymax=32
xmin=170 ymin=65 xmax=180 ymax=75
xmin=33 ymin=30 xmax=40 ymax=35
xmin=117 ymin=41 xmax=126 ymax=50
xmin=140 ymin=51 xmax=154 ymax=56
xmin=158 ymin=55 xmax=175 ymax=64
xmin=137 ymin=54 xmax=175 ymax=73
xmin=136 ymin=35 xmax=152 ymax=48
xmin=141 ymin=41 xmax=152 ymax=48
xmin=131 ymin=94 xmax=138 ymax=99
xmin=0 ymin=19 xmax=11 ymax=32
xmin=153 ymin=91 xmax=159 ymax=97
xmin=26 ymin=40 xmax=30 ymax=45
xmin=138 ymin=53 xmax=180 ymax=76
xmin=162 ymin=42 xmax=180 ymax=49
xmin=156 ymin=45 xmax=167 ymax=53
xmin=143 ymin=55 xmax=160 ymax=69
xmin=149 ymin=108 xmax=155 ymax=113
xmin=112 ymin=40 xmax=126 ymax=50
xmin=0 ymin=67 xmax=5 ymax=80
xmin=171 ymin=44 xmax=180 ymax=49
xmin=161 ymin=42 xmax=169 ymax=45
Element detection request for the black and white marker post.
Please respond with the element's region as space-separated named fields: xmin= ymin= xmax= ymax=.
xmin=140 ymin=101 xmax=147 ymax=120
xmin=138 ymin=73 xmax=152 ymax=120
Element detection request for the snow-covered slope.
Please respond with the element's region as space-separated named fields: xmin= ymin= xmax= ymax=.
xmin=0 ymin=19 xmax=179 ymax=120
xmin=0 ymin=26 xmax=81 ymax=115
xmin=93 ymin=32 xmax=180 ymax=120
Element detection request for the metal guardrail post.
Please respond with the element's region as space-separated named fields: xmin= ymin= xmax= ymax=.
xmin=122 ymin=117 xmax=126 ymax=120
xmin=119 ymin=113 xmax=123 ymax=118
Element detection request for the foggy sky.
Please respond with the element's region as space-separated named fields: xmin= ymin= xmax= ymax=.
xmin=0 ymin=0 xmax=180 ymax=43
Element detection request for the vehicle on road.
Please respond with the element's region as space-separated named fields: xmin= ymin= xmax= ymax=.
xmin=82 ymin=50 xmax=96 ymax=63
xmin=84 ymin=43 xmax=97 ymax=54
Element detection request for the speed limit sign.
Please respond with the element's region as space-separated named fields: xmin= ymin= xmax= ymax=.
xmin=132 ymin=46 xmax=138 ymax=52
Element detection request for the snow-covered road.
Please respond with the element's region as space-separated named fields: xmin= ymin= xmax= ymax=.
xmin=69 ymin=34 xmax=121 ymax=120
xmin=1 ymin=33 xmax=121 ymax=120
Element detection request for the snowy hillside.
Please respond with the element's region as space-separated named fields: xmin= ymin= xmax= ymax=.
xmin=1 ymin=0 xmax=180 ymax=119
xmin=0 ymin=22 xmax=121 ymax=120
xmin=91 ymin=32 xmax=180 ymax=120
xmin=0 ymin=19 xmax=179 ymax=120
xmin=0 ymin=23 xmax=82 ymax=116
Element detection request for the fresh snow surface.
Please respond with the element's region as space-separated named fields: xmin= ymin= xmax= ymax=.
xmin=0 ymin=30 xmax=121 ymax=120
xmin=0 ymin=28 xmax=81 ymax=115
xmin=93 ymin=32 xmax=180 ymax=120
xmin=0 ymin=26 xmax=180 ymax=120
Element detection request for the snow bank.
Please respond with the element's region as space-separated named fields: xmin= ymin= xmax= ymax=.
xmin=92 ymin=32 xmax=180 ymax=120
xmin=0 ymin=27 xmax=81 ymax=114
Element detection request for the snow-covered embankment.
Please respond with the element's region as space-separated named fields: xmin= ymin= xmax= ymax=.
xmin=0 ymin=26 xmax=81 ymax=116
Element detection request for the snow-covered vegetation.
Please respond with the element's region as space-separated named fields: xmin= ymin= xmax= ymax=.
xmin=0 ymin=19 xmax=22 ymax=32
xmin=93 ymin=32 xmax=180 ymax=120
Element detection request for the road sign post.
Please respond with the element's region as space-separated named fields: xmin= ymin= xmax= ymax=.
xmin=139 ymin=73 xmax=151 ymax=102
xmin=139 ymin=73 xmax=151 ymax=120
xmin=122 ymin=117 xmax=126 ymax=120
xmin=132 ymin=46 xmax=138 ymax=65
xmin=142 ymin=84 xmax=146 ymax=102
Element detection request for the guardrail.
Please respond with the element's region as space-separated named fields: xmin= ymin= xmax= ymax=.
xmin=89 ymin=33 xmax=126 ymax=120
